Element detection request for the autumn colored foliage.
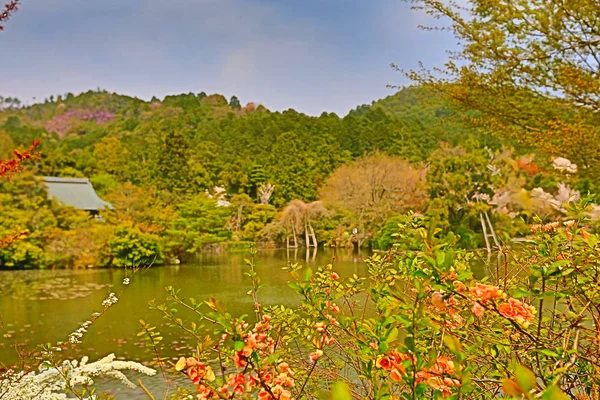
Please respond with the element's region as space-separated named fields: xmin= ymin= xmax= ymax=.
xmin=0 ymin=139 xmax=39 ymax=250
xmin=0 ymin=139 xmax=40 ymax=180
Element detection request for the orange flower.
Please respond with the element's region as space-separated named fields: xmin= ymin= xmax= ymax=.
xmin=431 ymin=292 xmax=446 ymax=311
xmin=258 ymin=390 xmax=271 ymax=400
xmin=278 ymin=362 xmax=293 ymax=374
xmin=322 ymin=334 xmax=334 ymax=345
xmin=497 ymin=298 xmax=536 ymax=327
xmin=186 ymin=357 xmax=198 ymax=367
xmin=187 ymin=367 xmax=200 ymax=384
xmin=581 ymin=229 xmax=590 ymax=239
xmin=234 ymin=352 xmax=247 ymax=368
xmin=331 ymin=272 xmax=340 ymax=280
xmin=390 ymin=368 xmax=404 ymax=382
xmin=314 ymin=322 xmax=326 ymax=332
xmin=471 ymin=302 xmax=485 ymax=319
xmin=246 ymin=375 xmax=260 ymax=391
xmin=326 ymin=314 xmax=339 ymax=326
xmin=431 ymin=356 xmax=455 ymax=375
xmin=543 ymin=221 xmax=559 ymax=232
xmin=453 ymin=281 xmax=467 ymax=292
xmin=309 ymin=349 xmax=323 ymax=362
xmin=469 ymin=283 xmax=503 ymax=303
xmin=326 ymin=301 xmax=341 ymax=313
xmin=530 ymin=224 xmax=542 ymax=232
xmin=233 ymin=385 xmax=244 ymax=395
xmin=196 ymin=384 xmax=214 ymax=400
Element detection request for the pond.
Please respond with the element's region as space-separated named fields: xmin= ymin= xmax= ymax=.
xmin=0 ymin=248 xmax=373 ymax=398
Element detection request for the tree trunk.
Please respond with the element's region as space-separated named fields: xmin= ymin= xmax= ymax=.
xmin=291 ymin=227 xmax=298 ymax=248
xmin=236 ymin=205 xmax=243 ymax=231
xmin=304 ymin=220 xmax=310 ymax=249
xmin=308 ymin=222 xmax=317 ymax=247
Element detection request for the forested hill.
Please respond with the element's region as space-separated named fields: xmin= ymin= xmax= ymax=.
xmin=0 ymin=87 xmax=492 ymax=207
xmin=0 ymin=86 xmax=591 ymax=267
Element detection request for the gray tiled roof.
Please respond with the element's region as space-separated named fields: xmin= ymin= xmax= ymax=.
xmin=42 ymin=177 xmax=113 ymax=211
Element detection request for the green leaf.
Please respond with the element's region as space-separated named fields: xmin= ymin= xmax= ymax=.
xmin=329 ymin=381 xmax=352 ymax=400
xmin=515 ymin=364 xmax=536 ymax=393
xmin=537 ymin=348 xmax=559 ymax=358
xmin=443 ymin=334 xmax=461 ymax=354
xmin=234 ymin=340 xmax=245 ymax=351
xmin=542 ymin=385 xmax=569 ymax=400
xmin=304 ymin=267 xmax=313 ymax=282
xmin=404 ymin=336 xmax=415 ymax=352
xmin=385 ymin=327 xmax=399 ymax=344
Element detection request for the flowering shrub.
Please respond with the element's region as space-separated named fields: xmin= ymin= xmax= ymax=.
xmin=148 ymin=209 xmax=600 ymax=399
xmin=0 ymin=265 xmax=157 ymax=399
xmin=0 ymin=354 xmax=155 ymax=400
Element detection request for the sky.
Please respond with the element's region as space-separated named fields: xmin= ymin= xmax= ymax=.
xmin=0 ymin=0 xmax=456 ymax=116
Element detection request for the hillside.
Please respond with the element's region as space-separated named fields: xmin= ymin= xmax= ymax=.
xmin=0 ymin=86 xmax=557 ymax=268
xmin=0 ymin=87 xmax=490 ymax=206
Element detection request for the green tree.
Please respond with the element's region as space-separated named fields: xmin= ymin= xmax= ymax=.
xmin=229 ymin=95 xmax=241 ymax=109
xmin=155 ymin=128 xmax=192 ymax=195
xmin=408 ymin=0 xmax=600 ymax=184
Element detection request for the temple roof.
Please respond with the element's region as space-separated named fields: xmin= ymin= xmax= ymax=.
xmin=42 ymin=177 xmax=113 ymax=211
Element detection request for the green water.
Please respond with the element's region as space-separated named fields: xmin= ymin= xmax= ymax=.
xmin=0 ymin=249 xmax=370 ymax=398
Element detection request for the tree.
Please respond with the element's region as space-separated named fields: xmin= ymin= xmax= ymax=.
xmin=304 ymin=201 xmax=327 ymax=247
xmin=320 ymin=153 xmax=427 ymax=231
xmin=407 ymin=0 xmax=600 ymax=184
xmin=230 ymin=193 xmax=253 ymax=233
xmin=278 ymin=200 xmax=305 ymax=248
xmin=93 ymin=136 xmax=131 ymax=180
xmin=229 ymin=95 xmax=241 ymax=109
xmin=155 ymin=128 xmax=192 ymax=195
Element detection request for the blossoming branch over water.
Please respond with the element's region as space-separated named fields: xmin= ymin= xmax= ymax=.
xmin=0 ymin=354 xmax=155 ymax=400
xmin=1 ymin=263 xmax=154 ymax=399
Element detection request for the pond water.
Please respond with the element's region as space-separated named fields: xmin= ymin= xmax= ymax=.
xmin=0 ymin=248 xmax=372 ymax=398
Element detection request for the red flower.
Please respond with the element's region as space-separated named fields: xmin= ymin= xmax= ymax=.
xmin=378 ymin=357 xmax=392 ymax=370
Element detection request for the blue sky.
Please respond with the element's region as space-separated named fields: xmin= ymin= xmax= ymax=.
xmin=0 ymin=0 xmax=455 ymax=115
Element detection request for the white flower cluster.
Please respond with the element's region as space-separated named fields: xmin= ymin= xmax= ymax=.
xmin=552 ymin=157 xmax=577 ymax=173
xmin=0 ymin=354 xmax=156 ymax=400
xmin=101 ymin=292 xmax=118 ymax=308
xmin=122 ymin=277 xmax=130 ymax=285
xmin=67 ymin=320 xmax=92 ymax=345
